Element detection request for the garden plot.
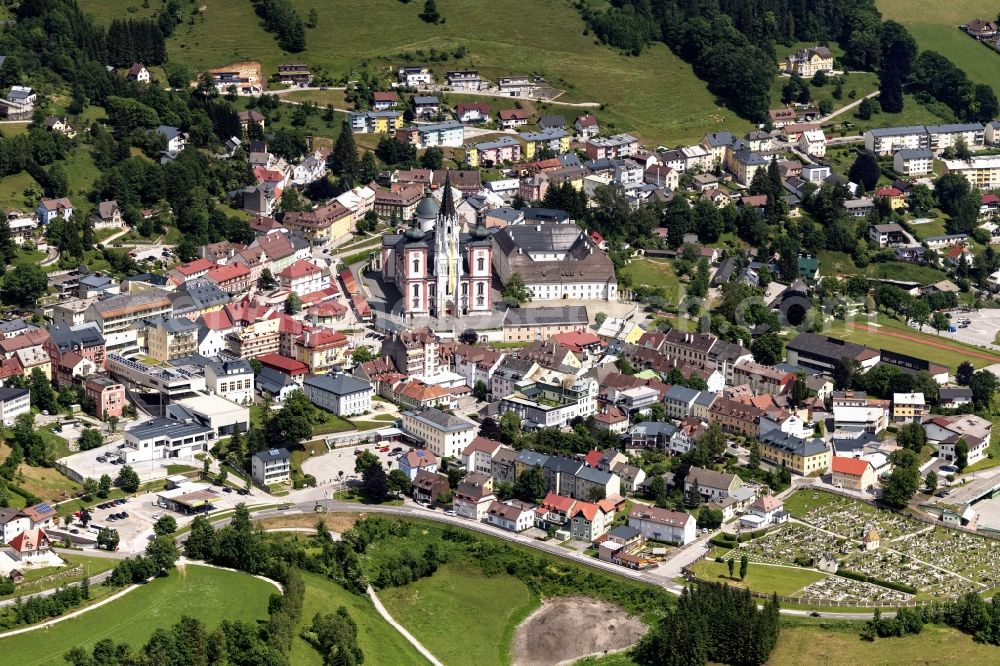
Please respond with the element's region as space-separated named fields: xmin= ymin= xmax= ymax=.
xmin=843 ymin=550 xmax=972 ymax=599
xmin=740 ymin=524 xmax=845 ymax=566
xmin=792 ymin=493 xmax=922 ymax=541
xmin=897 ymin=528 xmax=1000 ymax=588
xmin=796 ymin=576 xmax=913 ymax=606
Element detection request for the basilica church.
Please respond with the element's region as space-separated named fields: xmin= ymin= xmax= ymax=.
xmin=380 ymin=177 xmax=494 ymax=317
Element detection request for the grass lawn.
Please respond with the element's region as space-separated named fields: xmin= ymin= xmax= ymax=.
xmin=688 ymin=559 xmax=826 ymax=597
xmin=0 ymin=553 xmax=119 ymax=602
xmin=379 ymin=561 xmax=539 ymax=666
xmin=824 ymin=94 xmax=955 ymax=137
xmin=0 ymin=439 xmax=78 ymax=503
xmin=620 ymin=258 xmax=681 ymax=299
xmin=770 ymin=621 xmax=1000 ymax=666
xmin=0 ymin=171 xmax=40 ymax=212
xmin=908 ymin=215 xmax=949 ymax=240
xmin=60 ymin=148 xmax=102 ymax=201
xmin=290 ymin=572 xmax=428 ymax=666
xmin=879 ymin=0 xmax=1000 ymax=96
xmin=783 ymin=488 xmax=842 ymax=517
xmin=78 ymin=0 xmax=749 ymax=145
xmin=0 ymin=565 xmax=273 ymax=664
xmin=283 ymin=88 xmax=348 ymax=109
xmin=817 ymin=251 xmax=949 ymax=284
xmin=770 ymin=71 xmax=879 ymax=113
xmin=825 ymin=314 xmax=1000 ymax=372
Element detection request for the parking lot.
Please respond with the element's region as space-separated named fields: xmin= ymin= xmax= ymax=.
xmin=942 ymin=309 xmax=1000 ymax=349
xmin=301 ymin=440 xmax=407 ymax=487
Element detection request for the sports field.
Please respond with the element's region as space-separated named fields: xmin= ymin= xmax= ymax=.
xmin=0 ymin=565 xmax=273 ymax=665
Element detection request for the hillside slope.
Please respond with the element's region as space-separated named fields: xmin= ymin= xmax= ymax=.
xmin=77 ymin=0 xmax=751 ymax=144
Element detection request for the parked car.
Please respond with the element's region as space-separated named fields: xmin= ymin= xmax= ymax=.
xmin=379 ymin=446 xmax=390 ymax=452
xmin=940 ymin=465 xmax=959 ymax=473
xmin=70 ymin=528 xmax=79 ymax=534
xmin=444 ymin=509 xmax=456 ymax=516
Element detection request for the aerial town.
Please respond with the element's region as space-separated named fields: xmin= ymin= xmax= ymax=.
xmin=3 ymin=1 xmax=1000 ymax=665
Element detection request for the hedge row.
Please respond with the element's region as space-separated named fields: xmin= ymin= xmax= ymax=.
xmin=838 ymin=568 xmax=918 ymax=595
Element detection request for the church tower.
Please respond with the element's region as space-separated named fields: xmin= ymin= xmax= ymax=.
xmin=434 ymin=174 xmax=463 ymax=316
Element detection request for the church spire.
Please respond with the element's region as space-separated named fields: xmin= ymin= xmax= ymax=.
xmin=440 ymin=171 xmax=456 ymax=218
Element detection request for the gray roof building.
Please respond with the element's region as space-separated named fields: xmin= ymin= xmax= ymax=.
xmin=304 ymin=373 xmax=372 ymax=396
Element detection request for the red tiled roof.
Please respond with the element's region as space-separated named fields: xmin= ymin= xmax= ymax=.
xmin=462 ymin=436 xmax=504 ymax=458
xmin=551 ymin=331 xmax=602 ymax=352
xmin=199 ymin=309 xmax=235 ymax=331
xmin=539 ymin=491 xmax=576 ymax=513
xmin=831 ymin=456 xmax=870 ymax=476
xmin=498 ymin=108 xmax=532 ymax=120
xmin=206 ymin=263 xmax=250 ymax=283
xmin=173 ymin=258 xmax=215 ymax=276
xmin=456 ymin=102 xmax=489 ymax=115
xmin=374 ymin=91 xmax=399 ymax=102
xmin=299 ymin=329 xmax=348 ymax=349
xmin=278 ymin=259 xmax=323 ymax=280
xmin=584 ymin=450 xmax=602 ymax=467
xmin=253 ymin=166 xmax=285 ymax=183
xmin=8 ymin=528 xmax=49 ymax=553
xmin=256 ymin=353 xmax=308 ymax=375
xmin=875 ymin=187 xmax=903 ymax=197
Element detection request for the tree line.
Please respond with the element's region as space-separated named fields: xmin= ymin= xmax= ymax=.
xmin=634 ymin=583 xmax=781 ymax=666
xmin=106 ymin=18 xmax=166 ymax=68
xmin=251 ymin=0 xmax=306 ymax=52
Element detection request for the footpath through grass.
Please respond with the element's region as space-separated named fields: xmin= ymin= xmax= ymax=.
xmin=379 ymin=561 xmax=538 ymax=666
xmin=291 ymin=572 xmax=428 ymax=666
xmin=0 ymin=564 xmax=273 ymax=665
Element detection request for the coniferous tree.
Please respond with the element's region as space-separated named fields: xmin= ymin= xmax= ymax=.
xmin=329 ymin=122 xmax=360 ymax=185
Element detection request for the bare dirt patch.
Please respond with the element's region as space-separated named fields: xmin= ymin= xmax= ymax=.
xmin=510 ymin=597 xmax=647 ymax=666
xmin=255 ymin=513 xmax=360 ymax=532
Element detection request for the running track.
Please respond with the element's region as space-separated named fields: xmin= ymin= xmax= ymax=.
xmin=847 ymin=323 xmax=1000 ymax=363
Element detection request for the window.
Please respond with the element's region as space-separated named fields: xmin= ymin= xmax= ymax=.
xmin=412 ymin=256 xmax=421 ymax=275
xmin=477 ymin=256 xmax=485 ymax=272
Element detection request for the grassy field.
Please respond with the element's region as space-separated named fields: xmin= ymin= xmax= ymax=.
xmin=908 ymin=216 xmax=949 ymax=240
xmin=817 ymin=251 xmax=949 ymax=284
xmin=770 ymin=72 xmax=879 ymax=113
xmin=578 ymin=620 xmax=1000 ymax=666
xmin=78 ymin=0 xmax=749 ymax=145
xmin=290 ymin=572 xmax=427 ymax=666
xmin=0 ymin=553 xmax=119 ymax=602
xmin=770 ymin=621 xmax=1000 ymax=666
xmin=0 ymin=440 xmax=79 ymax=503
xmin=824 ymin=314 xmax=1000 ymax=371
xmin=620 ymin=258 xmax=681 ymax=299
xmin=823 ymin=94 xmax=955 ymax=137
xmin=0 ymin=565 xmax=273 ymax=665
xmin=379 ymin=561 xmax=538 ymax=666
xmin=688 ymin=559 xmax=826 ymax=597
xmin=0 ymin=171 xmax=40 ymax=212
xmin=879 ymin=0 xmax=1000 ymax=95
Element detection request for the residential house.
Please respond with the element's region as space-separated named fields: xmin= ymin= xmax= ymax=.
xmin=937 ymin=387 xmax=973 ymax=409
xmin=664 ymin=385 xmax=700 ymax=420
xmin=372 ymin=91 xmax=399 ymax=110
xmin=892 ymin=392 xmax=927 ymax=424
xmin=894 ymin=148 xmax=934 ymax=176
xmin=758 ymin=429 xmax=831 ymax=476
xmin=398 ymin=66 xmax=433 ymax=86
xmin=460 ymin=436 xmax=506 ymax=476
xmin=411 ymin=470 xmax=451 ymax=504
xmin=36 ymin=197 xmax=73 ymax=225
xmin=569 ymin=501 xmax=614 ymax=541
xmin=585 ymin=134 xmax=638 ymax=160
xmin=294 ymin=329 xmax=349 ymax=374
xmin=627 ymin=506 xmax=696 ymax=545
xmin=83 ymin=375 xmax=125 ymax=419
xmin=251 ymin=448 xmax=291 ymax=485
xmin=446 ymin=70 xmax=487 ymax=91
xmin=740 ymin=495 xmax=788 ymax=528
xmin=684 ymin=467 xmax=742 ymax=503
xmin=486 ymin=500 xmax=535 ymax=532
xmin=6 ymin=528 xmax=52 ymax=563
xmin=455 ymin=101 xmax=490 ymax=123
xmin=0 ymin=387 xmax=29 ymax=426
xmin=924 ymin=414 xmax=992 ymax=466
xmin=397 ymin=449 xmax=440 ymax=480
xmin=454 ymin=472 xmax=495 ymax=521
xmin=90 ymin=200 xmax=124 ymax=229
xmin=830 ymin=456 xmax=875 ymax=492
xmin=785 ymin=46 xmax=834 ymax=77
xmin=574 ymin=114 xmax=599 ymax=140
xmin=278 ymin=260 xmax=329 ymax=297
xmin=156 ymin=125 xmax=187 ymax=153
